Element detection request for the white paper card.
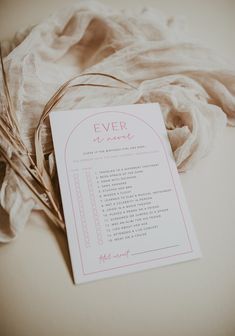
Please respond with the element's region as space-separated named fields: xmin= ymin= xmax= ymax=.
xmin=50 ymin=103 xmax=201 ymax=284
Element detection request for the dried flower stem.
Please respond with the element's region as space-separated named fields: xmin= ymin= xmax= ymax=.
xmin=0 ymin=147 xmax=65 ymax=229
xmin=0 ymin=43 xmax=136 ymax=231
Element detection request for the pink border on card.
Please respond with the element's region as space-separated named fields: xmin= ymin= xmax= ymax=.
xmin=64 ymin=110 xmax=193 ymax=276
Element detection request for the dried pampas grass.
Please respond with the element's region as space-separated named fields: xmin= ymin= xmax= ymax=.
xmin=0 ymin=45 xmax=136 ymax=233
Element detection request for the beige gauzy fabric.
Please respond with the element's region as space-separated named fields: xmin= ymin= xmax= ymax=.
xmin=0 ymin=1 xmax=235 ymax=242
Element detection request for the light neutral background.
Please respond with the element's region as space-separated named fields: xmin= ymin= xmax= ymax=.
xmin=0 ymin=1 xmax=235 ymax=336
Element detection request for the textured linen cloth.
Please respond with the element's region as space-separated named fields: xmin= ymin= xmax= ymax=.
xmin=0 ymin=1 xmax=234 ymax=241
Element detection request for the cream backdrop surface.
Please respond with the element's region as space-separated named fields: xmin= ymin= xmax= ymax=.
xmin=0 ymin=1 xmax=235 ymax=336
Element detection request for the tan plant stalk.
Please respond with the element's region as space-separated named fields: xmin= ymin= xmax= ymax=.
xmin=0 ymin=45 xmax=136 ymax=232
xmin=0 ymin=147 xmax=65 ymax=229
xmin=0 ymin=46 xmax=65 ymax=229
